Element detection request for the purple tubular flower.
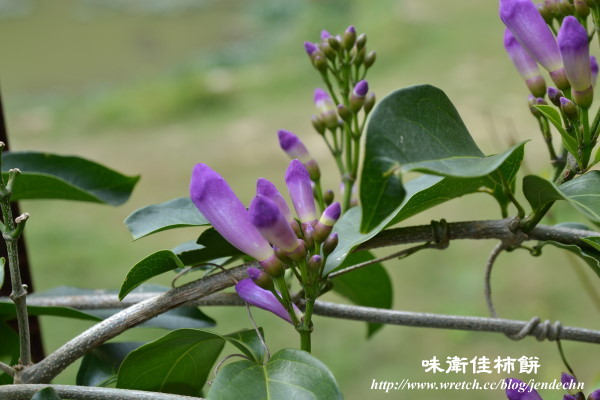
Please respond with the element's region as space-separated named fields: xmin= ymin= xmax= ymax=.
xmin=250 ymin=195 xmax=299 ymax=253
xmin=353 ymin=80 xmax=369 ymax=97
xmin=285 ymin=159 xmax=317 ymax=223
xmin=277 ymin=130 xmax=320 ymax=180
xmin=558 ymin=16 xmax=592 ymax=91
xmin=256 ymin=178 xmax=293 ymax=223
xmin=304 ymin=41 xmax=318 ymax=56
xmin=591 ymin=56 xmax=599 ymax=86
xmin=505 ymin=378 xmax=543 ymax=400
xmin=190 ymin=164 xmax=273 ymax=262
xmin=504 ymin=29 xmax=546 ymax=97
xmin=321 ymin=29 xmax=331 ymax=40
xmin=500 ymin=0 xmax=567 ymax=88
xmin=235 ymin=278 xmax=302 ymax=324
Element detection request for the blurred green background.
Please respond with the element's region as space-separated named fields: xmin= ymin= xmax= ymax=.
xmin=1 ymin=0 xmax=599 ymax=398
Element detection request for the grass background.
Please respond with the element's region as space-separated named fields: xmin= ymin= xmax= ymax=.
xmin=1 ymin=0 xmax=599 ymax=398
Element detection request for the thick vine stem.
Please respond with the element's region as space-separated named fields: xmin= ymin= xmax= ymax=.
xmin=16 ymin=219 xmax=598 ymax=384
xmin=0 ymin=384 xmax=203 ymax=400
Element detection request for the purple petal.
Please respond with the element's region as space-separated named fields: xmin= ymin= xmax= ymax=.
xmin=285 ymin=160 xmax=317 ymax=223
xmin=190 ymin=164 xmax=273 ymax=261
xmin=320 ymin=202 xmax=341 ymax=226
xmin=560 ymin=97 xmax=573 ymax=107
xmin=500 ymin=0 xmax=563 ymax=72
xmin=588 ymin=389 xmax=600 ymax=400
xmin=558 ymin=16 xmax=591 ymax=91
xmin=345 ymin=25 xmax=356 ymax=34
xmin=563 ymin=396 xmax=577 ymax=400
xmin=256 ymin=178 xmax=293 ymax=223
xmin=278 ymin=129 xmax=311 ymax=162
xmin=235 ymin=278 xmax=301 ymax=324
xmin=591 ymin=56 xmax=598 ymax=86
xmin=304 ymin=41 xmax=318 ymax=56
xmin=314 ymin=88 xmax=331 ymax=104
xmin=505 ymin=378 xmax=543 ymax=400
xmin=321 ymin=30 xmax=331 ymax=40
xmin=353 ymin=80 xmax=369 ymax=97
xmin=504 ymin=28 xmax=541 ymax=80
xmin=250 ymin=195 xmax=299 ymax=252
xmin=247 ymin=267 xmax=262 ymax=280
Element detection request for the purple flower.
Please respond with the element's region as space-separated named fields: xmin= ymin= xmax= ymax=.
xmin=505 ymin=378 xmax=543 ymax=400
xmin=346 ymin=25 xmax=356 ymax=35
xmin=561 ymin=372 xmax=577 ymax=388
xmin=235 ymin=277 xmax=302 ymax=324
xmin=314 ymin=202 xmax=341 ymax=242
xmin=589 ymin=389 xmax=600 ymax=400
xmin=256 ymin=178 xmax=293 ymax=223
xmin=190 ymin=164 xmax=273 ymax=262
xmin=321 ymin=30 xmax=331 ymax=40
xmin=250 ymin=195 xmax=299 ymax=252
xmin=500 ymin=0 xmax=568 ymax=88
xmin=304 ymin=41 xmax=318 ymax=56
xmin=558 ymin=16 xmax=591 ymax=92
xmin=504 ymin=29 xmax=546 ymax=97
xmin=277 ymin=130 xmax=320 ymax=180
xmin=314 ymin=88 xmax=339 ymax=129
xmin=285 ymin=159 xmax=317 ymax=224
xmin=591 ymin=56 xmax=598 ymax=86
xmin=563 ymin=396 xmax=577 ymax=400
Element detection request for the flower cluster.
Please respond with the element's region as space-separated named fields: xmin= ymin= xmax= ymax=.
xmin=189 ymin=158 xmax=341 ymax=326
xmin=505 ymin=373 xmax=599 ymax=399
xmin=501 ymin=0 xmax=594 ymax=108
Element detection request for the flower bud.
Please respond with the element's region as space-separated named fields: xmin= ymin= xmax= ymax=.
xmin=324 ymin=189 xmax=334 ymax=205
xmin=337 ymin=104 xmax=352 ymax=122
xmin=364 ymin=92 xmax=376 ymax=113
xmin=574 ymin=0 xmax=590 ymax=16
xmin=250 ymin=195 xmax=300 ymax=253
xmin=364 ymin=50 xmax=376 ymax=68
xmin=303 ymin=224 xmax=315 ymax=251
xmin=260 ymin=254 xmax=286 ymax=277
xmin=537 ymin=3 xmax=554 ymax=23
xmin=314 ymin=202 xmax=341 ymax=242
xmin=278 ymin=130 xmax=321 ymax=180
xmin=343 ymin=25 xmax=356 ymax=50
xmin=504 ymin=28 xmax=547 ymax=97
xmin=588 ymin=389 xmax=600 ymax=400
xmin=314 ymin=88 xmax=339 ymax=129
xmin=548 ymin=86 xmax=564 ymax=106
xmin=353 ymin=47 xmax=366 ymax=66
xmin=286 ymin=159 xmax=318 ymax=223
xmin=323 ymin=232 xmax=339 ymax=256
xmin=558 ymin=16 xmax=593 ymax=106
xmin=350 ymin=80 xmax=369 ymax=111
xmin=286 ymin=239 xmax=307 ymax=262
xmin=558 ymin=0 xmax=575 ymax=14
xmin=356 ymin=33 xmax=367 ymax=50
xmin=320 ymin=30 xmax=331 ymax=40
xmin=311 ymin=114 xmax=326 ymax=135
xmin=248 ymin=267 xmax=274 ymax=290
xmin=304 ymin=41 xmax=319 ymax=57
xmin=308 ymin=255 xmax=323 ymax=272
xmin=328 ymin=36 xmax=341 ymax=51
xmin=560 ymin=97 xmax=579 ymax=121
xmin=528 ymin=95 xmax=542 ymax=117
xmin=320 ymin=41 xmax=336 ymax=60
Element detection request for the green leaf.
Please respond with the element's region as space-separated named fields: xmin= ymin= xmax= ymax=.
xmin=77 ymin=342 xmax=143 ymax=387
xmin=172 ymin=241 xmax=236 ymax=268
xmin=3 ymin=152 xmax=139 ymax=206
xmin=522 ymin=175 xmax=564 ymax=210
xmin=30 ymin=387 xmax=62 ymax=400
xmin=125 ymin=197 xmax=208 ymax=240
xmin=533 ymin=105 xmax=579 ymax=157
xmin=119 ymin=250 xmax=184 ymax=300
xmin=331 ymin=252 xmax=393 ymax=337
xmin=581 ymin=236 xmax=600 ymax=251
xmin=208 ymin=349 xmax=342 ymax=400
xmin=117 ymin=329 xmax=226 ymax=396
xmin=522 ymin=172 xmax=600 ymax=224
xmin=224 ymin=328 xmax=267 ymax=364
xmin=361 ymin=85 xmax=482 ymax=231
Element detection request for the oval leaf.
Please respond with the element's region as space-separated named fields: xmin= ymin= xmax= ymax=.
xmin=119 ymin=250 xmax=184 ymax=300
xmin=117 ymin=329 xmax=226 ymax=396
xmin=125 ymin=197 xmax=208 ymax=240
xmin=331 ymin=251 xmax=393 ymax=337
xmin=208 ymin=349 xmax=343 ymax=400
xmin=224 ymin=328 xmax=267 ymax=364
xmin=3 ymin=152 xmax=139 ymax=206
xmin=77 ymin=342 xmax=143 ymax=387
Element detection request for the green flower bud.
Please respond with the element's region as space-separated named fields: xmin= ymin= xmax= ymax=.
xmin=356 ymin=33 xmax=367 ymax=50
xmin=328 ymin=36 xmax=341 ymax=51
xmin=337 ymin=104 xmax=352 ymax=121
xmin=323 ymin=232 xmax=339 ymax=256
xmin=353 ymin=47 xmax=366 ymax=66
xmin=311 ymin=115 xmax=326 ymax=135
xmin=324 ymin=189 xmax=334 ymax=205
xmin=343 ymin=26 xmax=357 ymax=50
xmin=364 ymin=92 xmax=376 ymax=113
xmin=364 ymin=50 xmax=376 ymax=68
xmin=313 ymin=55 xmax=327 ymax=72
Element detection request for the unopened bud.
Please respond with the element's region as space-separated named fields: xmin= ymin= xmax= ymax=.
xmin=560 ymin=97 xmax=579 ymax=121
xmin=343 ymin=25 xmax=357 ymax=50
xmin=308 ymin=255 xmax=323 ymax=272
xmin=311 ymin=115 xmax=326 ymax=135
xmin=350 ymin=80 xmax=369 ymax=112
xmin=538 ymin=3 xmax=554 ymax=23
xmin=364 ymin=92 xmax=376 ymax=113
xmin=356 ymin=33 xmax=367 ymax=50
xmin=323 ymin=232 xmax=339 ymax=256
xmin=574 ymin=0 xmax=590 ymax=16
xmin=324 ymin=189 xmax=334 ymax=205
xmin=337 ymin=104 xmax=352 ymax=121
xmin=260 ymin=255 xmax=286 ymax=277
xmin=328 ymin=36 xmax=341 ymax=51
xmin=248 ymin=267 xmax=274 ymax=290
xmin=274 ymin=247 xmax=292 ymax=264
xmin=547 ymin=87 xmax=564 ymax=107
xmin=313 ymin=55 xmax=327 ymax=72
xmin=303 ymin=224 xmax=315 ymax=250
xmin=321 ymin=41 xmax=336 ymax=60
xmin=558 ymin=0 xmax=575 ymax=14
xmin=314 ymin=202 xmax=341 ymax=242
xmin=353 ymin=47 xmax=366 ymax=66
xmin=364 ymin=50 xmax=376 ymax=68
xmin=286 ymin=239 xmax=307 ymax=262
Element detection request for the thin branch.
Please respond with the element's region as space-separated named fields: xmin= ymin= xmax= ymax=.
xmin=0 ymin=360 xmax=14 ymax=376
xmin=0 ymin=384 xmax=203 ymax=400
xmin=17 ymin=219 xmax=599 ymax=383
xmin=12 ymin=292 xmax=600 ymax=345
